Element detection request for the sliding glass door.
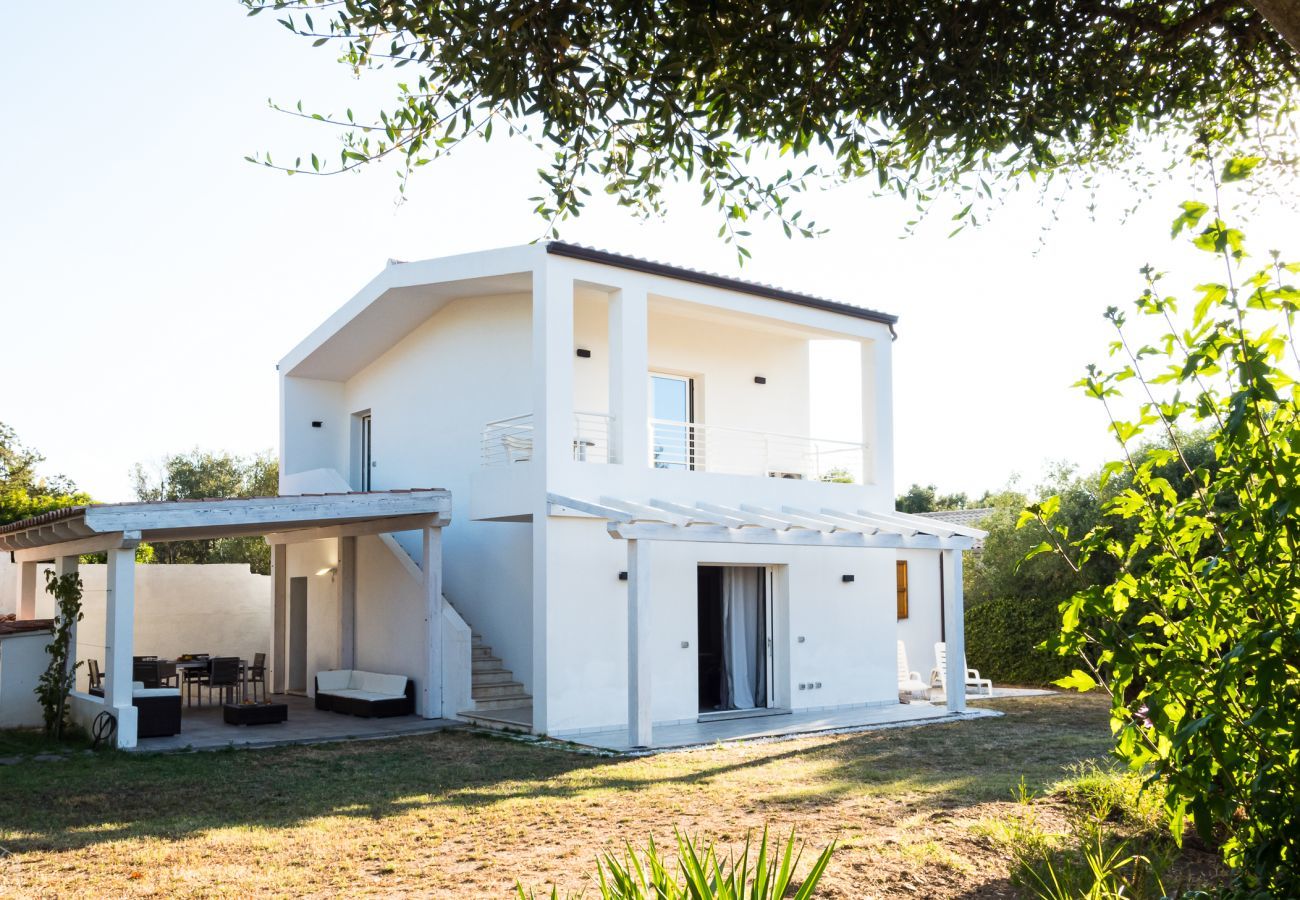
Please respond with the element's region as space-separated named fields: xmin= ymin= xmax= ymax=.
xmin=650 ymin=373 xmax=694 ymax=469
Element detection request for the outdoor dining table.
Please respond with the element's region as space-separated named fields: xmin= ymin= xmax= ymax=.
xmin=167 ymin=658 xmax=253 ymax=702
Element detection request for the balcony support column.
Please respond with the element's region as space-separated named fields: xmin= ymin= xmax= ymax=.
xmin=860 ymin=338 xmax=893 ymax=491
xmin=609 ymin=285 xmax=649 ymax=468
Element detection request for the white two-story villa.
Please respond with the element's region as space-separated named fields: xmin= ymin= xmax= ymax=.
xmin=275 ymin=242 xmax=982 ymax=748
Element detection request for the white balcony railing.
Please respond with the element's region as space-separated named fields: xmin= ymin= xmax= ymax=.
xmin=650 ymin=418 xmax=864 ymax=482
xmin=481 ymin=412 xmax=615 ymax=466
xmin=481 ymin=413 xmax=863 ymax=482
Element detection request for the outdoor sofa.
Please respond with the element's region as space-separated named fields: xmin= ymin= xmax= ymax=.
xmin=314 ymin=670 xmax=415 ymax=718
xmin=132 ymin=680 xmax=182 ymax=738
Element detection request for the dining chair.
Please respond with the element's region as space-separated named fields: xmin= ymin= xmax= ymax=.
xmin=207 ymin=657 xmax=242 ymax=705
xmin=184 ymin=661 xmax=210 ymax=707
xmin=133 ymin=659 xmax=161 ymax=689
xmin=247 ymin=652 xmax=267 ymax=702
xmin=87 ymin=658 xmax=104 ymax=696
xmin=155 ymin=660 xmax=179 ymax=688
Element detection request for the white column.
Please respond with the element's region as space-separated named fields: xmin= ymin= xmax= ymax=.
xmin=54 ymin=555 xmax=80 ymax=691
xmin=627 ymin=539 xmax=653 ymax=748
xmin=608 ymin=285 xmax=649 ymax=468
xmin=17 ymin=560 xmax=38 ymax=619
xmin=271 ymin=543 xmax=287 ymax=695
xmin=422 ymin=525 xmax=444 ymax=719
xmin=860 ymin=337 xmax=894 ymax=493
xmin=943 ymin=548 xmax=967 ymax=714
xmin=337 ymin=536 xmax=357 ymax=669
xmin=530 ymin=263 xmax=576 ymax=735
xmin=105 ymin=547 xmax=139 ymax=749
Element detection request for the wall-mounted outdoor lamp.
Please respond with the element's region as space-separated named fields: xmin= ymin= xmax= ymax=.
xmin=618 ymin=571 xmax=628 ymax=581
xmin=316 ymin=566 xmax=338 ymax=582
xmin=311 ymin=420 xmax=323 ymax=428
xmin=576 ymin=348 xmax=592 ymax=358
xmin=753 ymin=376 xmax=767 ymax=384
xmin=842 ymin=574 xmax=855 ymax=583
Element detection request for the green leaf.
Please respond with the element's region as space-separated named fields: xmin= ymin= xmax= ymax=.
xmin=1054 ymin=669 xmax=1097 ymax=692
xmin=1221 ymin=156 xmax=1262 ymax=183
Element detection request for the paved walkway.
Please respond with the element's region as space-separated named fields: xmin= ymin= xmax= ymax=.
xmin=564 ymin=702 xmax=1001 ymax=753
xmin=131 ymin=694 xmax=457 ymax=752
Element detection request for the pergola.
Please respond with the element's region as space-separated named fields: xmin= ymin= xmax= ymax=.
xmin=547 ymin=493 xmax=983 ymax=748
xmin=0 ymin=489 xmax=451 ymax=748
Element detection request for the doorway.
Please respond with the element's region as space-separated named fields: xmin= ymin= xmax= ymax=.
xmin=650 ymin=373 xmax=695 ymax=469
xmin=288 ymin=576 xmax=308 ymax=694
xmin=697 ymin=565 xmax=776 ymax=718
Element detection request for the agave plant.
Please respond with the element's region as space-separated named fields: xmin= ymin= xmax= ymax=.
xmin=518 ymin=827 xmax=835 ymax=899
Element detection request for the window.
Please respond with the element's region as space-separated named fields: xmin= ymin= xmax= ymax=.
xmin=650 ymin=373 xmax=695 ymax=469
xmin=896 ymin=561 xmax=909 ymax=620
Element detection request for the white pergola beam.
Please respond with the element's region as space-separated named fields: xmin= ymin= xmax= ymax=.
xmin=598 ymin=496 xmax=690 ymax=527
xmin=644 ymin=498 xmax=727 ymax=526
xmin=11 ymin=531 xmax=141 ymax=563
xmin=546 ymin=494 xmax=637 ymax=522
xmin=263 ymin=513 xmax=444 ymax=546
xmin=742 ymin=504 xmax=834 ymax=533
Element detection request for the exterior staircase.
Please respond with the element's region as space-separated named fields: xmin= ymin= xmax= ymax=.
xmin=458 ymin=633 xmax=533 ymax=732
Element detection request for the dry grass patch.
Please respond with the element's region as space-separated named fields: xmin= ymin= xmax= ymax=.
xmin=0 ymin=694 xmax=1127 ymax=897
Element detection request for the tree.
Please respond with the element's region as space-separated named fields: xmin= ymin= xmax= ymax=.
xmin=132 ymin=450 xmax=279 ymax=574
xmin=244 ymin=0 xmax=1297 ymax=253
xmin=1029 ymin=158 xmax=1300 ymax=891
xmin=0 ymin=422 xmax=91 ymax=526
xmin=895 ymin=483 xmax=976 ymax=513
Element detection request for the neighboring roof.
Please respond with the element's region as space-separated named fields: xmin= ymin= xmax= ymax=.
xmin=0 ymin=617 xmax=54 ymax=637
xmin=0 ymin=489 xmax=452 ymax=554
xmin=914 ymin=508 xmax=996 ymax=528
xmin=546 ymin=241 xmax=899 ymax=327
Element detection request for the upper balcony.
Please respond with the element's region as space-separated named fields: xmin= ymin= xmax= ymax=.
xmin=481 ymin=412 xmax=866 ymax=483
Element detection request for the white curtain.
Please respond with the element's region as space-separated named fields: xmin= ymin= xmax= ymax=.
xmin=721 ymin=567 xmax=765 ymax=710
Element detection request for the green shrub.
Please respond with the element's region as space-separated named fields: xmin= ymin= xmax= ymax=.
xmin=965 ymin=596 xmax=1073 ymax=686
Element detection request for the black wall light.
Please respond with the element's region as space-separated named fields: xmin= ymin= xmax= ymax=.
xmin=618 ymin=571 xmax=629 ymax=581
xmin=311 ymin=421 xmax=323 ymax=428
xmin=754 ymin=376 xmax=767 ymax=384
xmin=576 ymin=348 xmax=592 ymax=358
xmin=842 ymin=574 xmax=855 ymax=583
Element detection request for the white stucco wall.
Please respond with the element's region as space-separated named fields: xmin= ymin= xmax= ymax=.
xmin=0 ymin=554 xmax=16 ymax=617
xmin=0 ymin=631 xmax=50 ymax=728
xmin=285 ymin=540 xmax=339 ymax=696
xmin=47 ymin=563 xmax=271 ymax=692
xmin=543 ymin=516 xmax=900 ymax=736
xmin=895 ymin=549 xmax=946 ymax=684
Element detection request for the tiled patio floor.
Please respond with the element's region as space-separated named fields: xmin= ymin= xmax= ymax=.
xmin=131 ymin=694 xmax=458 ymax=752
xmin=563 ymin=701 xmax=1001 ymax=753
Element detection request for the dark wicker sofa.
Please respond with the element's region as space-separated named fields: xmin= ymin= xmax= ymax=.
xmin=314 ymin=670 xmax=415 ymax=718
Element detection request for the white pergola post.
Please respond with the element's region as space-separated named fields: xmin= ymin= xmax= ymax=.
xmin=338 ymin=536 xmax=357 ymax=670
xmin=104 ymin=547 xmax=139 ymax=748
xmin=608 ymin=285 xmax=649 ymax=468
xmin=943 ymin=548 xmax=967 ymax=714
xmin=860 ymin=338 xmax=894 ymax=490
xmin=627 ymin=538 xmax=653 ymax=748
xmin=54 ymin=555 xmax=80 ymax=691
xmin=530 ymin=265 xmax=576 ymax=735
xmin=270 ymin=542 xmax=287 ymax=695
xmin=421 ymin=524 xmax=444 ymax=719
xmin=17 ymin=560 xmax=38 ymax=619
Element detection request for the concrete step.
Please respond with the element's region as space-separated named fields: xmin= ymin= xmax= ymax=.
xmin=459 ymin=704 xmax=532 ymax=732
xmin=471 ymin=655 xmax=503 ymax=670
xmin=471 ymin=668 xmax=516 ymax=685
xmin=472 ymin=681 xmax=526 ymax=699
xmin=471 ymin=693 xmax=534 ymax=711
xmin=472 ymin=646 xmax=497 ymax=659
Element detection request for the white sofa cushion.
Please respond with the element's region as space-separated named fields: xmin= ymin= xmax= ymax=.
xmin=317 ymin=669 xmax=408 ymax=698
xmin=133 ymin=687 xmax=181 ymax=699
xmin=316 ymin=669 xmax=353 ymax=692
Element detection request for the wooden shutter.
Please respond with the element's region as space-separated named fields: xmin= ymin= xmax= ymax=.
xmin=896 ymin=561 xmax=909 ymax=619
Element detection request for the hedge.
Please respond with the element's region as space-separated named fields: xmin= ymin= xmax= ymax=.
xmin=964 ymin=596 xmax=1075 ymax=687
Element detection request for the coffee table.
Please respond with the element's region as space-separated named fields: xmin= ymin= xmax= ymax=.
xmin=223 ymin=702 xmax=288 ymax=726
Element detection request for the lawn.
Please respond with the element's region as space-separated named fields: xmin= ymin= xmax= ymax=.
xmin=0 ymin=694 xmax=1161 ymax=897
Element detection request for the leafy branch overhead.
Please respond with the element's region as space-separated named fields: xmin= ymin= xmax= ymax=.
xmin=244 ymin=0 xmax=1297 ymax=248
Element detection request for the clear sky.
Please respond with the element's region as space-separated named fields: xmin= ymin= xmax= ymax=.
xmin=1 ymin=4 xmax=1293 ymax=503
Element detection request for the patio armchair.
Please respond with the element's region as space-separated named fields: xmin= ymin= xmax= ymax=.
xmin=132 ymin=680 xmax=182 ymax=738
xmin=133 ymin=659 xmax=161 ymax=689
xmin=896 ymin=641 xmax=930 ymax=701
xmin=930 ymin=642 xmax=994 ymax=698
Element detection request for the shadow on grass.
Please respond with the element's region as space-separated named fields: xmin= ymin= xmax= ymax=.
xmin=0 ymin=693 xmax=1111 ymax=855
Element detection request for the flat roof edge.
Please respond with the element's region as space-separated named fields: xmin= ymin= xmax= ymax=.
xmin=545 ymin=241 xmax=899 ymax=326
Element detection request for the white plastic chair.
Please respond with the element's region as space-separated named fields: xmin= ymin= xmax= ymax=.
xmin=897 ymin=641 xmax=931 ymax=700
xmin=501 ymin=433 xmax=533 ymax=463
xmin=930 ymin=642 xmax=993 ymax=697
